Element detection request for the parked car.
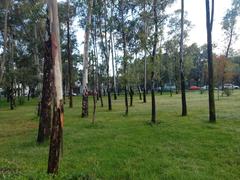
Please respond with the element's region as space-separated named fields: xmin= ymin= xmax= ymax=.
xmin=163 ymin=84 xmax=176 ymax=91
xmin=224 ymin=84 xmax=232 ymax=89
xmin=223 ymin=84 xmax=238 ymax=89
xmin=201 ymin=85 xmax=220 ymax=90
xmin=201 ymin=85 xmax=208 ymax=90
xmin=189 ymin=86 xmax=201 ymax=90
xmin=233 ymin=85 xmax=239 ymax=89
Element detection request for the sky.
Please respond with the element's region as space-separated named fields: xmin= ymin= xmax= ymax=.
xmin=167 ymin=0 xmax=240 ymax=54
xmin=64 ymin=0 xmax=240 ymax=55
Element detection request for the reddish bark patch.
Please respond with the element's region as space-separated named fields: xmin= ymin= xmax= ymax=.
xmin=51 ymin=33 xmax=58 ymax=59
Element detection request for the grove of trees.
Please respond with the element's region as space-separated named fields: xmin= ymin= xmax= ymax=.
xmin=0 ymin=0 xmax=239 ymax=174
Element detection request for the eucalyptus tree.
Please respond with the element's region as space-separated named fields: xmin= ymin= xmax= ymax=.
xmin=180 ymin=0 xmax=187 ymax=116
xmin=99 ymin=0 xmax=112 ymax=111
xmin=220 ymin=2 xmax=238 ymax=92
xmin=150 ymin=0 xmax=158 ymax=123
xmin=119 ymin=0 xmax=129 ymax=115
xmin=37 ymin=6 xmax=53 ymax=143
xmin=6 ymin=26 xmax=16 ymax=110
xmin=67 ymin=0 xmax=73 ymax=108
xmin=167 ymin=7 xmax=191 ymax=98
xmin=112 ymin=2 xmax=119 ymax=100
xmin=0 ymin=0 xmax=9 ymax=84
xmin=47 ymin=0 xmax=64 ymax=174
xmin=149 ymin=0 xmax=175 ymax=123
xmin=82 ymin=0 xmax=93 ymax=117
xmin=142 ymin=0 xmax=148 ymax=103
xmin=92 ymin=0 xmax=104 ymax=107
xmin=91 ymin=4 xmax=98 ymax=123
xmin=58 ymin=0 xmax=77 ymax=108
xmin=205 ymin=0 xmax=216 ymax=122
xmin=136 ymin=0 xmax=151 ymax=103
xmin=222 ymin=1 xmax=239 ymax=58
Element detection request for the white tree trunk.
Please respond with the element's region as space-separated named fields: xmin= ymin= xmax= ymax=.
xmin=82 ymin=0 xmax=93 ymax=117
xmin=0 ymin=0 xmax=9 ymax=83
xmin=47 ymin=0 xmax=64 ymax=174
xmin=82 ymin=0 xmax=94 ymax=92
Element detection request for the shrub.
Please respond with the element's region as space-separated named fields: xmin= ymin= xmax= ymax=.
xmin=224 ymin=88 xmax=232 ymax=96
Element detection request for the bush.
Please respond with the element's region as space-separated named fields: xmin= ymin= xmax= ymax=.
xmin=224 ymin=88 xmax=232 ymax=96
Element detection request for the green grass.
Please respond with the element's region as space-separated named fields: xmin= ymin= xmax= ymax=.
xmin=1 ymin=91 xmax=240 ymax=179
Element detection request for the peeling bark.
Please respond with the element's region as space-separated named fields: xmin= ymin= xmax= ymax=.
xmin=37 ymin=17 xmax=53 ymax=144
xmin=47 ymin=0 xmax=64 ymax=174
xmin=82 ymin=0 xmax=94 ymax=117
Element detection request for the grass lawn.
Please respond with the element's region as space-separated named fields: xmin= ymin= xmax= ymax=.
xmin=0 ymin=90 xmax=240 ymax=179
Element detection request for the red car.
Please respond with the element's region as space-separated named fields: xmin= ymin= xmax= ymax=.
xmin=189 ymin=86 xmax=201 ymax=90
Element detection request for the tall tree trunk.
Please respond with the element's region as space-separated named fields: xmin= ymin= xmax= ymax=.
xmin=114 ymin=46 xmax=119 ymax=96
xmin=93 ymin=27 xmax=100 ymax=101
xmin=143 ymin=0 xmax=147 ymax=103
xmin=151 ymin=0 xmax=157 ymax=124
xmin=82 ymin=0 xmax=93 ymax=117
xmin=34 ymin=24 xmax=41 ymax=94
xmin=0 ymin=0 xmax=9 ymax=84
xmin=143 ymin=51 xmax=147 ymax=103
xmin=9 ymin=31 xmax=15 ymax=110
xmin=225 ymin=27 xmax=233 ymax=58
xmin=180 ymin=0 xmax=187 ymax=116
xmin=104 ymin=1 xmax=112 ymax=111
xmin=47 ymin=0 xmax=64 ymax=174
xmin=99 ymin=2 xmax=112 ymax=111
xmin=37 ymin=16 xmax=52 ymax=143
xmin=110 ymin=4 xmax=117 ymax=100
xmin=205 ymin=0 xmax=216 ymax=122
xmin=92 ymin=13 xmax=97 ymax=123
xmin=93 ymin=19 xmax=102 ymax=105
xmin=138 ymin=86 xmax=142 ymax=100
xmin=99 ymin=82 xmax=103 ymax=107
xmin=120 ymin=0 xmax=128 ymax=116
xmin=10 ymin=80 xmax=14 ymax=110
xmin=129 ymin=86 xmax=134 ymax=106
xmin=67 ymin=0 xmax=73 ymax=108
xmin=92 ymin=50 xmax=97 ymax=124
xmin=92 ymin=81 xmax=97 ymax=124
xmin=174 ymin=57 xmax=179 ymax=94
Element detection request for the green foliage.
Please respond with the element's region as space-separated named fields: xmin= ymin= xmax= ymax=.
xmin=1 ymin=92 xmax=240 ymax=179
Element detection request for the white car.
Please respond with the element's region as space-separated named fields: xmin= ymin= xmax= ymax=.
xmin=201 ymin=85 xmax=208 ymax=90
xmin=223 ymin=84 xmax=239 ymax=89
xmin=233 ymin=85 xmax=239 ymax=89
xmin=224 ymin=84 xmax=233 ymax=89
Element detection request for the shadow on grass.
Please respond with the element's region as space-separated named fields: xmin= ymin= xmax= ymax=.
xmin=144 ymin=121 xmax=161 ymax=126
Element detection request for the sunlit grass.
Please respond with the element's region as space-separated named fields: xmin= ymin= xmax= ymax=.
xmin=0 ymin=90 xmax=240 ymax=179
